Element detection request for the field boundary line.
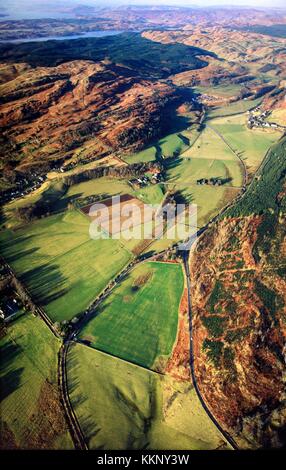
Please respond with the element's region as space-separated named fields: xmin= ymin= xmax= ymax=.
xmin=206 ymin=124 xmax=247 ymax=188
xmin=74 ymin=340 xmax=164 ymax=376
xmin=58 ymin=341 xmax=89 ymax=450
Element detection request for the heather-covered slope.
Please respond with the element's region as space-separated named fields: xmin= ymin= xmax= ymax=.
xmin=190 ymin=136 xmax=286 ymax=448
xmin=0 ymin=60 xmax=179 ymax=186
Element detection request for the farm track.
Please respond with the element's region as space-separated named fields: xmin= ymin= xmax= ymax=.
xmin=206 ymin=124 xmax=247 ymax=188
xmin=58 ymin=341 xmax=88 ymax=450
xmin=0 ymin=258 xmax=60 ymax=338
xmin=64 ymin=128 xmax=278 ymax=447
xmin=2 ymin=112 xmax=281 ymax=450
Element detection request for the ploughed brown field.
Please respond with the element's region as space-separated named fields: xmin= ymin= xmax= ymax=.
xmin=81 ymin=193 xmax=154 ymax=236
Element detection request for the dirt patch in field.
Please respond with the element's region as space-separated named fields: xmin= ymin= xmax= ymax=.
xmin=132 ymin=271 xmax=153 ymax=290
xmin=82 ymin=194 xmax=154 ymax=236
xmin=21 ymin=379 xmax=70 ymax=449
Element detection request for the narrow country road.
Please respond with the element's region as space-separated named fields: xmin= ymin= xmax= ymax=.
xmin=58 ymin=341 xmax=88 ymax=450
xmin=3 ymin=120 xmax=276 ymax=450
xmin=182 ymin=249 xmax=239 ymax=450
xmin=206 ymin=123 xmax=247 ymax=188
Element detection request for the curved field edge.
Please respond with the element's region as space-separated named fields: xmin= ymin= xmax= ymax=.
xmin=66 ymin=343 xmax=230 ymax=450
xmin=0 ymin=313 xmax=73 ymax=449
xmin=79 ymin=261 xmax=184 ymax=370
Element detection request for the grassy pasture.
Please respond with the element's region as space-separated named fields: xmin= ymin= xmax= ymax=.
xmin=182 ymin=126 xmax=236 ymax=161
xmin=173 ymin=183 xmax=239 ymax=227
xmin=267 ymin=108 xmax=286 ymax=126
xmin=194 ymin=84 xmax=243 ymax=98
xmin=63 ymin=177 xmax=165 ymax=207
xmin=0 ymin=314 xmax=73 ymax=449
xmin=207 ymin=97 xmax=262 ymax=118
xmin=0 ymin=210 xmax=132 ymax=322
xmin=159 ymin=132 xmax=189 ymax=158
xmin=210 ymin=114 xmax=281 ymax=171
xmin=164 ymin=155 xmax=241 ymax=226
xmin=123 ymin=109 xmax=193 ymax=166
xmin=2 ymin=180 xmax=67 ymax=230
xmin=64 ymin=177 xmax=131 ymax=200
xmin=2 ymin=176 xmax=165 ymax=231
xmin=123 ymin=131 xmax=190 ymax=164
xmin=123 ymin=146 xmax=157 ymax=164
xmin=134 ymin=184 xmax=164 ymax=206
xmin=79 ymin=261 xmax=183 ymax=369
xmin=67 ymin=343 xmax=229 ymax=450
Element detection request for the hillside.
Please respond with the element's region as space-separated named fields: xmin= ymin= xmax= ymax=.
xmin=0 ymin=6 xmax=285 ymax=40
xmin=0 ymin=60 xmax=180 ymax=189
xmin=0 ymin=33 xmax=212 ymax=73
xmin=190 ymin=136 xmax=286 ymax=448
xmin=0 ymin=33 xmax=213 ymax=192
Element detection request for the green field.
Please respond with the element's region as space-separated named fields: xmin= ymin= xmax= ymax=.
xmin=124 ymin=131 xmax=190 ymax=164
xmin=79 ymin=261 xmax=184 ymax=369
xmin=194 ymin=83 xmax=243 ymax=98
xmin=2 ymin=180 xmax=67 ymax=230
xmin=210 ymin=114 xmax=281 ymax=171
xmin=0 ymin=210 xmax=132 ymax=322
xmin=170 ymin=151 xmax=242 ymax=188
xmin=123 ymin=107 xmax=194 ymax=166
xmin=67 ymin=343 xmax=229 ymax=450
xmin=164 ymin=156 xmax=241 ymax=227
xmin=0 ymin=314 xmax=73 ymax=449
xmin=63 ymin=177 xmax=131 ymax=200
xmin=182 ymin=126 xmax=236 ymax=161
xmin=159 ymin=132 xmax=190 ymax=158
xmin=225 ymin=136 xmax=286 ymax=217
xmin=207 ymin=97 xmax=262 ymax=118
xmin=134 ymin=184 xmax=165 ymax=206
xmin=2 ymin=176 xmax=166 ymax=231
xmin=123 ymin=146 xmax=157 ymax=164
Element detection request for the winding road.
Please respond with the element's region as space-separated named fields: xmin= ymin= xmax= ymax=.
xmin=58 ymin=342 xmax=88 ymax=450
xmin=5 ymin=104 xmax=279 ymax=451
xmin=183 ymin=249 xmax=239 ymax=450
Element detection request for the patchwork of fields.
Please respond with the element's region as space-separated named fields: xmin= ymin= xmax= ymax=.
xmin=0 ymin=90 xmax=282 ymax=450
xmin=0 ymin=210 xmax=132 ymax=322
xmin=67 ymin=344 xmax=229 ymax=450
xmin=80 ymin=261 xmax=184 ymax=369
xmin=0 ymin=103 xmax=281 ymax=328
xmin=0 ymin=314 xmax=73 ymax=449
xmin=0 ymin=14 xmax=285 ymax=452
xmin=209 ymin=114 xmax=280 ymax=172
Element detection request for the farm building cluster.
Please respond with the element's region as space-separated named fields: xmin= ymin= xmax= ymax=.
xmin=129 ymin=169 xmax=163 ymax=189
xmin=0 ymin=265 xmax=25 ymax=323
xmin=247 ymin=108 xmax=280 ymax=130
xmin=0 ymin=174 xmax=46 ymax=205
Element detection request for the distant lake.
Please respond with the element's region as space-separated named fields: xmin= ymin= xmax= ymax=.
xmin=0 ymin=30 xmax=126 ymax=44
